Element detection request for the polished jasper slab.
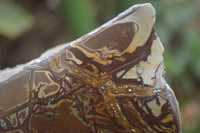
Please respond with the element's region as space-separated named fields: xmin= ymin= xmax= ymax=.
xmin=0 ymin=3 xmax=181 ymax=133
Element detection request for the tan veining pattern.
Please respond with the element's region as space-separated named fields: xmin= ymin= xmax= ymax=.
xmin=0 ymin=3 xmax=181 ymax=133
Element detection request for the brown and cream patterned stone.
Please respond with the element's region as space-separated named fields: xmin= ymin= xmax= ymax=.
xmin=0 ymin=3 xmax=181 ymax=133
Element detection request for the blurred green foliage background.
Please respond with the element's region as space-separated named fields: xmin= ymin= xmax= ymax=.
xmin=0 ymin=0 xmax=200 ymax=132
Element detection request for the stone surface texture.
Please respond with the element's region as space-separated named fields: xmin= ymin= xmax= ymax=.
xmin=0 ymin=3 xmax=181 ymax=133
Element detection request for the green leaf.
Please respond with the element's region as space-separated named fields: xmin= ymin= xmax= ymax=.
xmin=181 ymin=30 xmax=200 ymax=78
xmin=192 ymin=58 xmax=200 ymax=79
xmin=61 ymin=0 xmax=98 ymax=38
xmin=0 ymin=1 xmax=34 ymax=39
xmin=164 ymin=52 xmax=186 ymax=76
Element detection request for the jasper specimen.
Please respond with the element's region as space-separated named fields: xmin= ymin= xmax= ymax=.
xmin=0 ymin=3 xmax=181 ymax=133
